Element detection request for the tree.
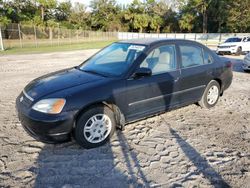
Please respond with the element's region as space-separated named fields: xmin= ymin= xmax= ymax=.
xmin=0 ymin=0 xmax=249 ymax=33
xmin=90 ymin=0 xmax=122 ymax=31
xmin=227 ymin=0 xmax=250 ymax=32
xmin=0 ymin=0 xmax=37 ymax=24
xmin=123 ymin=0 xmax=150 ymax=32
xmin=178 ymin=0 xmax=205 ymax=33
xmin=68 ymin=2 xmax=90 ymax=29
xmin=206 ymin=0 xmax=229 ymax=32
xmin=36 ymin=0 xmax=57 ymax=21
xmin=55 ymin=1 xmax=71 ymax=22
xmin=162 ymin=8 xmax=179 ymax=32
xmin=0 ymin=0 xmax=11 ymax=25
xmin=146 ymin=0 xmax=165 ymax=33
xmin=179 ymin=13 xmax=195 ymax=32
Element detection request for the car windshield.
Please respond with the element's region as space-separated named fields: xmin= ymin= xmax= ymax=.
xmin=79 ymin=42 xmax=146 ymax=77
xmin=225 ymin=38 xmax=241 ymax=43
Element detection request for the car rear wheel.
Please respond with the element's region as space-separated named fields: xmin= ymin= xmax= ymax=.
xmin=74 ymin=105 xmax=116 ymax=149
xmin=198 ymin=80 xmax=220 ymax=109
xmin=235 ymin=47 xmax=242 ymax=56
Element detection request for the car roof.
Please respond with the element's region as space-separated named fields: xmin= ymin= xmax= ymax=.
xmin=119 ymin=38 xmax=192 ymax=45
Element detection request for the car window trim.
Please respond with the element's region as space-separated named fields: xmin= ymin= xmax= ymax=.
xmin=179 ymin=63 xmax=211 ymax=70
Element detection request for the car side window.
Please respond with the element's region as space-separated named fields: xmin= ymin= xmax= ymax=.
xmin=140 ymin=45 xmax=177 ymax=75
xmin=180 ymin=45 xmax=204 ymax=68
xmin=203 ymin=50 xmax=213 ymax=64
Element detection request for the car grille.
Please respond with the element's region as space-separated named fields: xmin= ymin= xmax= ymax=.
xmin=218 ymin=46 xmax=230 ymax=49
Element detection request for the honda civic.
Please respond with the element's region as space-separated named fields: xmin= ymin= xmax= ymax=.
xmin=16 ymin=39 xmax=233 ymax=148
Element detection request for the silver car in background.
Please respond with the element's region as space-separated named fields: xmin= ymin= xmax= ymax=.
xmin=243 ymin=52 xmax=250 ymax=71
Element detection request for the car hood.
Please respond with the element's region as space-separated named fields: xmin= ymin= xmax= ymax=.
xmin=219 ymin=42 xmax=240 ymax=47
xmin=24 ymin=67 xmax=103 ymax=100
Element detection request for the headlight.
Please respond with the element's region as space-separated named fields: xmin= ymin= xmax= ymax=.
xmin=32 ymin=98 xmax=66 ymax=114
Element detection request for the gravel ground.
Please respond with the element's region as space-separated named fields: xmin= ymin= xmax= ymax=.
xmin=0 ymin=50 xmax=249 ymax=188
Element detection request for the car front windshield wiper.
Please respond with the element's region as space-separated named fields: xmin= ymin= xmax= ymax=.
xmin=80 ymin=69 xmax=109 ymax=77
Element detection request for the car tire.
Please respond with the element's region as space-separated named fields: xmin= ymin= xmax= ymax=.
xmin=198 ymin=80 xmax=220 ymax=109
xmin=235 ymin=47 xmax=242 ymax=56
xmin=74 ymin=105 xmax=116 ymax=149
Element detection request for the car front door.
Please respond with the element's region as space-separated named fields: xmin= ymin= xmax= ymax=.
xmin=242 ymin=37 xmax=250 ymax=52
xmin=177 ymin=44 xmax=214 ymax=105
xmin=124 ymin=44 xmax=181 ymax=121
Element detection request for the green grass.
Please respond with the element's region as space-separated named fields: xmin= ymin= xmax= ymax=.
xmin=0 ymin=40 xmax=116 ymax=55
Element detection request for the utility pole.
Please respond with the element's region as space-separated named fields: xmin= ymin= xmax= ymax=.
xmin=0 ymin=26 xmax=4 ymax=51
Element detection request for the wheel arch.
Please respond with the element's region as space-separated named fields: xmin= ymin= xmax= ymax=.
xmin=74 ymin=101 xmax=125 ymax=130
xmin=213 ymin=78 xmax=223 ymax=96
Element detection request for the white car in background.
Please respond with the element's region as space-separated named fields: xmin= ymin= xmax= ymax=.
xmin=243 ymin=52 xmax=250 ymax=71
xmin=217 ymin=37 xmax=250 ymax=55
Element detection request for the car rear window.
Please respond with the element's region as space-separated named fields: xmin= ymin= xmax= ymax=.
xmin=203 ymin=50 xmax=213 ymax=64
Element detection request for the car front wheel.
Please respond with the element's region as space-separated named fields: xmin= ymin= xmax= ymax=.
xmin=198 ymin=80 xmax=220 ymax=109
xmin=74 ymin=105 xmax=116 ymax=149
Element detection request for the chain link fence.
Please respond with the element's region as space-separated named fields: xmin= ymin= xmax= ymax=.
xmin=1 ymin=23 xmax=250 ymax=51
xmin=0 ymin=23 xmax=118 ymax=50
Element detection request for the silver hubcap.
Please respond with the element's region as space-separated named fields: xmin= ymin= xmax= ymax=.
xmin=83 ymin=114 xmax=112 ymax=144
xmin=207 ymin=85 xmax=219 ymax=105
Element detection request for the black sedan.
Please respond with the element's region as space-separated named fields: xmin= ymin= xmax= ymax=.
xmin=16 ymin=39 xmax=233 ymax=148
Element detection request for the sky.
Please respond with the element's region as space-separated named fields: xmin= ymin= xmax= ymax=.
xmin=58 ymin=0 xmax=135 ymax=7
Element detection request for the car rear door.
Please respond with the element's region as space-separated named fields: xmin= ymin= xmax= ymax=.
xmin=177 ymin=43 xmax=214 ymax=105
xmin=124 ymin=44 xmax=181 ymax=121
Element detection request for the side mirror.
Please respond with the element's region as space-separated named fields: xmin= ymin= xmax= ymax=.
xmin=133 ymin=67 xmax=152 ymax=78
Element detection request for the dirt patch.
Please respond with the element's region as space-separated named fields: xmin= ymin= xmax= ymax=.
xmin=0 ymin=50 xmax=249 ymax=187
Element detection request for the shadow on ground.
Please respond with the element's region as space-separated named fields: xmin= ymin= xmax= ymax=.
xmin=169 ymin=128 xmax=230 ymax=188
xmin=31 ymin=126 xmax=231 ymax=187
xmin=33 ymin=131 xmax=150 ymax=188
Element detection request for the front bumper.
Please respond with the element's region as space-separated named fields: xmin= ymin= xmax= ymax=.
xmin=216 ymin=47 xmax=237 ymax=54
xmin=16 ymin=95 xmax=77 ymax=143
